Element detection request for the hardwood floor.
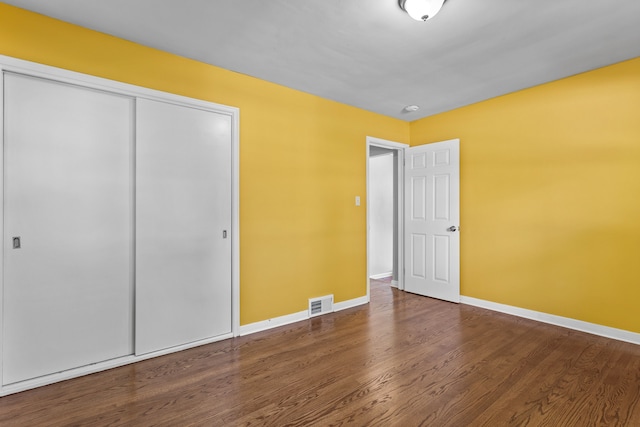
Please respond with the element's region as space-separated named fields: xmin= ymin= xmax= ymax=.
xmin=1 ymin=278 xmax=639 ymax=426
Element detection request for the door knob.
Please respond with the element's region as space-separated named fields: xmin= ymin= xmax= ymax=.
xmin=447 ymin=226 xmax=458 ymax=232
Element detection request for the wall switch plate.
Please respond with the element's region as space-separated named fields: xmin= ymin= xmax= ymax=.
xmin=355 ymin=196 xmax=360 ymax=206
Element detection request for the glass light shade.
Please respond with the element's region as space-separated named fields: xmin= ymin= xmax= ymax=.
xmin=402 ymin=0 xmax=445 ymax=21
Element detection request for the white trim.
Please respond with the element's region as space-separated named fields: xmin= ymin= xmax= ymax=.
xmin=0 ymin=64 xmax=5 ymax=389
xmin=0 ymin=55 xmax=241 ymax=393
xmin=366 ymin=136 xmax=408 ymax=150
xmin=370 ymin=272 xmax=393 ymax=280
xmin=334 ymin=295 xmax=369 ymax=312
xmin=240 ymin=294 xmax=370 ymax=336
xmin=391 ymin=280 xmax=399 ymax=288
xmin=0 ymin=55 xmax=239 ymax=115
xmin=0 ymin=333 xmax=233 ymax=397
xmin=461 ymin=296 xmax=640 ymax=346
xmin=239 ymin=311 xmax=309 ymax=336
xmin=366 ymin=136 xmax=408 ymax=303
xmin=232 ymin=109 xmax=241 ymax=337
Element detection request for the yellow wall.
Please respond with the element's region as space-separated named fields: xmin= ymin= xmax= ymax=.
xmin=3 ymin=2 xmax=638 ymax=335
xmin=411 ymin=57 xmax=640 ymax=333
xmin=0 ymin=3 xmax=409 ymax=325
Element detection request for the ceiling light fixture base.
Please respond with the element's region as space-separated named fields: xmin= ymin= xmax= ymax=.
xmin=398 ymin=0 xmax=446 ymax=22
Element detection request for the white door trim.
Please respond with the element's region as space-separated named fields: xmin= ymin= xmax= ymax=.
xmin=366 ymin=136 xmax=408 ymax=300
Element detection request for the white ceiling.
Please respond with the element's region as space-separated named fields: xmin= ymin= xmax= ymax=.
xmin=4 ymin=0 xmax=640 ymax=121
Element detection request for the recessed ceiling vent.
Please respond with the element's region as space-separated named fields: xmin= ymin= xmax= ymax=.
xmin=309 ymin=295 xmax=334 ymax=317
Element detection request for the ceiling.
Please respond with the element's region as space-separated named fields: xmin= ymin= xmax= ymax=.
xmin=4 ymin=0 xmax=640 ymax=121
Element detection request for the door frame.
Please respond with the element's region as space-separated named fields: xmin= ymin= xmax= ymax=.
xmin=366 ymin=136 xmax=408 ymax=299
xmin=0 ymin=54 xmax=240 ymax=395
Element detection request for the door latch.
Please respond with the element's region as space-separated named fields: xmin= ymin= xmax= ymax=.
xmin=12 ymin=236 xmax=21 ymax=249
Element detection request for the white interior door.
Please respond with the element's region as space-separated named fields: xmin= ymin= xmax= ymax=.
xmin=135 ymin=98 xmax=232 ymax=355
xmin=2 ymin=73 xmax=134 ymax=385
xmin=404 ymin=139 xmax=460 ymax=302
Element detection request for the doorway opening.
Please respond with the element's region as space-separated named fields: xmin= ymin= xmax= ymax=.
xmin=366 ymin=137 xmax=408 ymax=300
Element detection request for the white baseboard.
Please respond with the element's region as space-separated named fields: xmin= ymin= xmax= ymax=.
xmin=391 ymin=280 xmax=399 ymax=288
xmin=0 ymin=332 xmax=233 ymax=397
xmin=239 ymin=310 xmax=308 ymax=336
xmin=461 ymin=296 xmax=640 ymax=346
xmin=239 ymin=295 xmax=370 ymax=336
xmin=334 ymin=295 xmax=369 ymax=312
xmin=370 ymin=272 xmax=392 ymax=279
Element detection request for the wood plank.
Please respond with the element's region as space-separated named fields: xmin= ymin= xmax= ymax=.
xmin=1 ymin=279 xmax=639 ymax=426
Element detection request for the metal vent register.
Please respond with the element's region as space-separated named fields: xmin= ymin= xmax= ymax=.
xmin=308 ymin=295 xmax=333 ymax=317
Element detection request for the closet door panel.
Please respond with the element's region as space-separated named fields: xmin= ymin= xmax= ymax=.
xmin=2 ymin=73 xmax=134 ymax=385
xmin=136 ymin=99 xmax=232 ymax=355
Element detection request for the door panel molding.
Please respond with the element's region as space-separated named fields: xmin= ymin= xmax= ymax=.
xmin=404 ymin=139 xmax=460 ymax=303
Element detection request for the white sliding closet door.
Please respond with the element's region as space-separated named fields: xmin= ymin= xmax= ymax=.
xmin=2 ymin=73 xmax=134 ymax=385
xmin=136 ymin=99 xmax=232 ymax=355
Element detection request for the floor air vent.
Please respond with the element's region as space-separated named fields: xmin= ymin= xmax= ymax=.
xmin=309 ymin=295 xmax=334 ymax=317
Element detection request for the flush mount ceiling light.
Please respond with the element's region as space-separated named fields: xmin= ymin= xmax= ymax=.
xmin=398 ymin=0 xmax=446 ymax=21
